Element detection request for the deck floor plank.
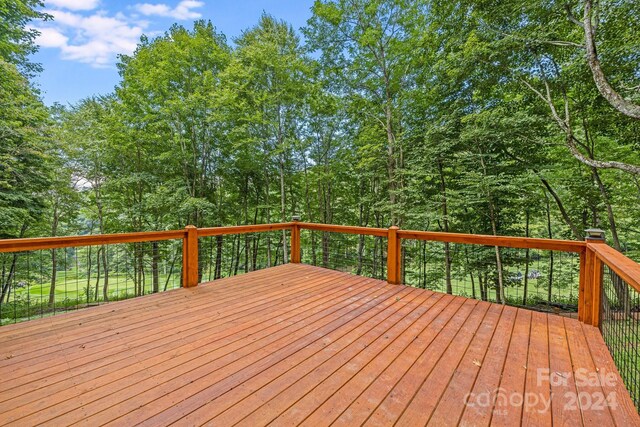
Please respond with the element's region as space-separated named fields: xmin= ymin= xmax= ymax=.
xmin=361 ymin=298 xmax=479 ymax=426
xmin=3 ymin=272 xmax=377 ymax=425
xmin=122 ymin=281 xmax=404 ymax=427
xmin=237 ymin=293 xmax=454 ymax=426
xmin=0 ymin=266 xmax=328 ymax=360
xmin=547 ymin=313 xmax=584 ymax=427
xmin=457 ymin=305 xmax=518 ymax=426
xmin=582 ymin=324 xmax=640 ymax=427
xmin=0 ymin=263 xmax=636 ymax=427
xmin=17 ymin=275 xmax=383 ymax=425
xmin=564 ymin=317 xmax=616 ymax=426
xmin=0 ymin=269 xmax=358 ymax=413
xmin=176 ymin=287 xmax=430 ymax=426
xmin=0 ymin=265 xmax=302 ymax=343
xmin=393 ymin=301 xmax=493 ymax=426
xmin=521 ymin=311 xmax=552 ymax=426
xmin=425 ymin=303 xmax=504 ymax=426
xmin=491 ymin=308 xmax=533 ymax=426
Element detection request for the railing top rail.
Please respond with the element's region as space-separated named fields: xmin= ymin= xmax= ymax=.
xmin=0 ymin=221 xmax=590 ymax=254
xmin=197 ymin=223 xmax=294 ymax=237
xmin=397 ymin=230 xmax=586 ymax=253
xmin=0 ymin=230 xmax=187 ymax=253
xmin=296 ymin=222 xmax=388 ymax=237
xmin=588 ymin=242 xmax=640 ymax=293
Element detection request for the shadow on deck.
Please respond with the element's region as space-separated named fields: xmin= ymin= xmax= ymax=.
xmin=0 ymin=263 xmax=637 ymax=426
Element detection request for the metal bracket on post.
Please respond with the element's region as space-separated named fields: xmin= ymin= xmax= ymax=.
xmin=183 ymin=225 xmax=199 ymax=288
xmin=291 ymin=216 xmax=301 ymax=263
xmin=387 ymin=226 xmax=401 ymax=284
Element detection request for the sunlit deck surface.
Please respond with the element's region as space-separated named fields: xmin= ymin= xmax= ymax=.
xmin=0 ymin=263 xmax=638 ymax=426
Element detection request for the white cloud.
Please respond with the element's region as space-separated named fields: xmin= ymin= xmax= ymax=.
xmin=36 ymin=9 xmax=147 ymax=68
xmin=135 ymin=1 xmax=204 ymax=20
xmin=35 ymin=27 xmax=69 ymax=48
xmin=36 ymin=1 xmax=206 ymax=68
xmin=45 ymin=0 xmax=100 ymax=11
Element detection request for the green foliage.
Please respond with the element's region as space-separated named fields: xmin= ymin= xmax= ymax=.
xmin=0 ymin=0 xmax=49 ymax=74
xmin=0 ymin=59 xmax=51 ymax=238
xmin=2 ymin=0 xmax=640 ymax=264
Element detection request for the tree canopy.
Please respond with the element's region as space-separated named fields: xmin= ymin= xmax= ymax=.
xmin=2 ymin=0 xmax=640 ymax=262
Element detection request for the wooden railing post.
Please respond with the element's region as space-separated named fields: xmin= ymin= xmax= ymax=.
xmin=580 ymin=229 xmax=606 ymax=326
xmin=291 ymin=216 xmax=301 ymax=263
xmin=183 ymin=225 xmax=199 ymax=288
xmin=387 ymin=226 xmax=401 ymax=284
xmin=592 ymin=254 xmax=604 ymax=327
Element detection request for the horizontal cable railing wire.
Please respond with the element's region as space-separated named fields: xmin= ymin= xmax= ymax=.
xmin=198 ymin=229 xmax=290 ymax=281
xmin=401 ymin=239 xmax=580 ymax=312
xmin=600 ymin=263 xmax=640 ymax=409
xmin=0 ymin=239 xmax=183 ymax=325
xmin=299 ymin=229 xmax=387 ymax=280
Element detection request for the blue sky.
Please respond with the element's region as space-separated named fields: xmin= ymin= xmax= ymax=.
xmin=32 ymin=0 xmax=315 ymax=106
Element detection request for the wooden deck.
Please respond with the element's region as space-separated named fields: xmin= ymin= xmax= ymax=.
xmin=0 ymin=263 xmax=637 ymax=426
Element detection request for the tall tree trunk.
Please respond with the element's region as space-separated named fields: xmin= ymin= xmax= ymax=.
xmin=265 ymin=173 xmax=272 ymax=267
xmin=214 ymin=235 xmax=223 ymax=279
xmin=279 ymin=155 xmax=288 ymax=262
xmin=356 ymin=181 xmax=367 ymax=276
xmin=95 ymin=247 xmax=102 ymax=301
xmin=422 ymin=241 xmax=427 ymax=289
xmin=479 ymin=273 xmax=487 ymax=301
xmin=228 ymin=235 xmax=236 ymax=277
xmin=234 ymin=234 xmax=241 ymax=275
xmin=244 ymin=176 xmax=250 ymax=273
xmin=301 ymin=152 xmax=315 ymax=264
xmin=539 ymin=177 xmax=583 ymax=240
xmin=1 ymin=255 xmax=18 ymax=304
xmin=581 ymin=119 xmax=631 ymax=315
xmin=489 ymin=203 xmax=505 ymax=305
xmin=49 ymin=249 xmax=58 ymax=305
xmin=152 ymin=242 xmax=159 ymax=294
xmin=523 ymin=209 xmax=530 ymax=306
xmin=163 ymin=246 xmax=178 ymax=291
xmin=478 ymin=148 xmax=505 ymax=304
xmin=49 ymin=203 xmax=60 ymax=305
xmin=86 ymin=246 xmax=93 ymax=301
xmin=591 ymin=167 xmax=631 ymax=315
xmin=1 ymin=224 xmax=26 ymax=304
xmin=591 ymin=168 xmax=621 ymax=249
xmin=464 ymin=246 xmax=477 ymax=299
xmin=546 ymin=194 xmax=555 ymax=303
xmin=380 ymin=47 xmax=398 ymax=226
xmin=437 ymin=159 xmax=452 ymax=294
xmin=96 ymin=189 xmax=109 ymax=302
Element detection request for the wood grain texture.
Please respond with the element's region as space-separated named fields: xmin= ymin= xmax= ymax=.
xmin=0 ymin=264 xmax=636 ymax=427
xmin=397 ymin=230 xmax=585 ymax=252
xmin=590 ymin=242 xmax=640 ymax=293
xmin=0 ymin=229 xmax=186 ymax=253
xmin=386 ymin=226 xmax=400 ymax=284
xmin=184 ymin=225 xmax=198 ymax=288
xmin=290 ymin=223 xmax=301 ymax=263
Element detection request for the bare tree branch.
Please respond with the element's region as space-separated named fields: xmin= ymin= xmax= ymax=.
xmin=583 ymin=0 xmax=640 ymax=119
xmin=522 ymin=79 xmax=640 ymax=174
xmin=564 ymin=3 xmax=584 ymax=27
xmin=491 ymin=28 xmax=584 ymax=49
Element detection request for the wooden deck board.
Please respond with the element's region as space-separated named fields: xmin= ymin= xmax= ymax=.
xmin=0 ymin=263 xmax=637 ymax=426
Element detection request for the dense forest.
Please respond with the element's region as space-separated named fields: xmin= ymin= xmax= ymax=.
xmin=1 ymin=0 xmax=640 ymax=314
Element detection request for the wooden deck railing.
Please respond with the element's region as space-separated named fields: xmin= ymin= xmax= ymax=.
xmin=2 ymin=220 xmax=639 ymax=408
xmin=586 ymin=239 xmax=640 ymax=408
xmin=2 ymin=221 xmax=639 ymax=327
